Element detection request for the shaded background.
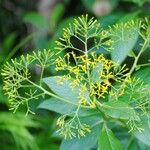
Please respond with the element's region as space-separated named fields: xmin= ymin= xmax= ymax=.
xmin=0 ymin=0 xmax=150 ymax=150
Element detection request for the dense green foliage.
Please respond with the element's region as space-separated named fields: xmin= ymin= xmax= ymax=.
xmin=0 ymin=0 xmax=150 ymax=150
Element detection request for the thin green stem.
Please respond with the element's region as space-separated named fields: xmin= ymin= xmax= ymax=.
xmin=137 ymin=63 xmax=150 ymax=67
xmin=84 ymin=31 xmax=91 ymax=86
xmin=40 ymin=66 xmax=44 ymax=86
xmin=128 ymin=36 xmax=150 ymax=75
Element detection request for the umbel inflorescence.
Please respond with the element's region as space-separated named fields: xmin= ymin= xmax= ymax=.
xmin=2 ymin=15 xmax=150 ymax=139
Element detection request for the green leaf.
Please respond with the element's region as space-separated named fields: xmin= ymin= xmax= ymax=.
xmin=128 ymin=50 xmax=136 ymax=58
xmin=99 ymin=12 xmax=124 ymax=29
xmin=137 ymin=140 xmax=150 ymax=150
xmin=134 ymin=118 xmax=150 ymax=146
xmin=43 ymin=76 xmax=91 ymax=104
xmin=134 ymin=127 xmax=150 ymax=146
xmin=3 ymin=32 xmax=17 ymax=52
xmin=111 ymin=21 xmax=139 ymax=64
xmin=91 ymin=62 xmax=103 ymax=83
xmin=23 ymin=12 xmax=48 ymax=29
xmin=0 ymin=113 xmax=39 ymax=150
xmin=38 ymin=98 xmax=99 ymax=117
xmin=133 ymin=67 xmax=150 ymax=88
xmin=42 ymin=77 xmax=98 ymax=116
xmin=98 ymin=124 xmax=122 ymax=150
xmin=118 ymin=11 xmax=140 ymax=23
xmin=0 ymin=85 xmax=7 ymax=104
xmin=50 ymin=3 xmax=65 ymax=29
xmin=53 ymin=17 xmax=75 ymax=39
xmin=102 ymin=101 xmax=139 ymax=120
xmin=60 ymin=115 xmax=102 ymax=150
xmin=81 ymin=0 xmax=96 ymax=10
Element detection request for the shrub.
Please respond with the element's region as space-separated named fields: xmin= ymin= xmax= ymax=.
xmin=2 ymin=15 xmax=150 ymax=150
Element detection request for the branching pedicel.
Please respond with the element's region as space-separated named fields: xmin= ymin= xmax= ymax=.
xmin=2 ymin=15 xmax=150 ymax=139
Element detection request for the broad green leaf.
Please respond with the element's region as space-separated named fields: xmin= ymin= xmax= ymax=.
xmin=91 ymin=62 xmax=103 ymax=83
xmin=50 ymin=3 xmax=65 ymax=27
xmin=60 ymin=115 xmax=102 ymax=150
xmin=42 ymin=77 xmax=97 ymax=116
xmin=23 ymin=12 xmax=48 ymax=29
xmin=99 ymin=12 xmax=124 ymax=28
xmin=137 ymin=140 xmax=150 ymax=150
xmin=43 ymin=76 xmax=91 ymax=104
xmin=111 ymin=21 xmax=139 ymax=64
xmin=126 ymin=139 xmax=150 ymax=150
xmin=38 ymin=98 xmax=99 ymax=117
xmin=102 ymin=101 xmax=139 ymax=120
xmin=127 ymin=140 xmax=137 ymax=150
xmin=110 ymin=126 xmax=129 ymax=150
xmin=134 ymin=127 xmax=150 ymax=146
xmin=133 ymin=117 xmax=150 ymax=146
xmin=98 ymin=124 xmax=122 ymax=150
xmin=133 ymin=67 xmax=150 ymax=88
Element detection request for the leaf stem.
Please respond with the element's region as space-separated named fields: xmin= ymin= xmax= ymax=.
xmin=128 ymin=35 xmax=149 ymax=75
xmin=40 ymin=65 xmax=44 ymax=86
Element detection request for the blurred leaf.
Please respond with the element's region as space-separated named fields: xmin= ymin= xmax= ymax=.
xmin=33 ymin=33 xmax=49 ymax=49
xmin=98 ymin=124 xmax=122 ymax=150
xmin=64 ymin=0 xmax=71 ymax=4
xmin=51 ymin=3 xmax=65 ymax=23
xmin=50 ymin=3 xmax=65 ymax=31
xmin=2 ymin=32 xmax=17 ymax=53
xmin=0 ymin=85 xmax=7 ymax=104
xmin=126 ymin=139 xmax=138 ymax=150
xmin=111 ymin=21 xmax=139 ymax=64
xmin=23 ymin=12 xmax=48 ymax=30
xmin=99 ymin=12 xmax=124 ymax=28
xmin=53 ymin=17 xmax=75 ymax=39
xmin=110 ymin=0 xmax=120 ymax=7
xmin=123 ymin=0 xmax=150 ymax=6
xmin=81 ymin=0 xmax=96 ymax=10
xmin=82 ymin=0 xmax=119 ymax=12
xmin=0 ymin=113 xmax=39 ymax=127
xmin=0 ymin=33 xmax=35 ymax=69
xmin=118 ymin=11 xmax=140 ymax=23
xmin=38 ymin=98 xmax=99 ymax=117
xmin=102 ymin=101 xmax=139 ymax=120
xmin=0 ymin=113 xmax=39 ymax=150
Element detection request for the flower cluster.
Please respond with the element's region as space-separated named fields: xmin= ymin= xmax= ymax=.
xmin=1 ymin=15 xmax=150 ymax=140
xmin=56 ymin=115 xmax=91 ymax=139
xmin=2 ymin=49 xmax=54 ymax=113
